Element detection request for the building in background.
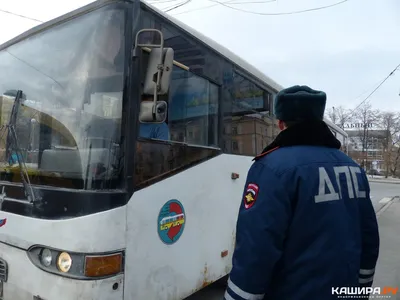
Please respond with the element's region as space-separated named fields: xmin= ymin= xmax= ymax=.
xmin=346 ymin=129 xmax=389 ymax=173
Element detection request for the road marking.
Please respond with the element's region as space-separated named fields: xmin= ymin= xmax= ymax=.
xmin=379 ymin=197 xmax=392 ymax=204
xmin=376 ymin=197 xmax=398 ymax=218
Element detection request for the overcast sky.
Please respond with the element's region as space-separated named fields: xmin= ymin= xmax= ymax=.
xmin=0 ymin=0 xmax=399 ymax=112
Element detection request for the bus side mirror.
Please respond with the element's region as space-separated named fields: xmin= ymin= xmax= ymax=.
xmin=143 ymin=47 xmax=174 ymax=95
xmin=135 ymin=29 xmax=173 ymax=123
xmin=139 ymin=100 xmax=167 ymax=123
xmin=135 ymin=29 xmax=174 ymax=96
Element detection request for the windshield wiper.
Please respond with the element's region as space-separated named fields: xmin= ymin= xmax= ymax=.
xmin=5 ymin=90 xmax=37 ymax=204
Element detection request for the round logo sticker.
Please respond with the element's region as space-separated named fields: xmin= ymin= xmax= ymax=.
xmin=157 ymin=199 xmax=186 ymax=245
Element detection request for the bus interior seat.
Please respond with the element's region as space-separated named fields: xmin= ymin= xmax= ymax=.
xmin=41 ymin=117 xmax=120 ymax=177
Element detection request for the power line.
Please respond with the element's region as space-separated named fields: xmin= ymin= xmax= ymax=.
xmin=164 ymin=0 xmax=193 ymax=12
xmin=206 ymin=0 xmax=348 ymax=16
xmin=344 ymin=63 xmax=400 ymax=122
xmin=351 ymin=77 xmax=390 ymax=102
xmin=171 ymin=0 xmax=232 ymax=15
xmin=171 ymin=0 xmax=276 ymax=15
xmin=5 ymin=49 xmax=64 ymax=91
xmin=228 ymin=0 xmax=277 ymax=4
xmin=0 ymin=8 xmax=43 ymax=23
xmin=148 ymin=0 xmax=182 ymax=4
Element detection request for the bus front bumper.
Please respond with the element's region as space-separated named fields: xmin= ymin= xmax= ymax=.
xmin=0 ymin=242 xmax=124 ymax=300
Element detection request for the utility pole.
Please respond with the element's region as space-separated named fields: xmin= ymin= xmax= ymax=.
xmin=361 ymin=122 xmax=366 ymax=170
xmin=365 ymin=125 xmax=369 ymax=172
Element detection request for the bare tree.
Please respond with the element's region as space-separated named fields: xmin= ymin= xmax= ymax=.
xmin=325 ymin=107 xmax=338 ymax=124
xmin=378 ymin=112 xmax=400 ymax=177
xmin=325 ymin=106 xmax=349 ymax=128
xmin=352 ymin=102 xmax=380 ymax=170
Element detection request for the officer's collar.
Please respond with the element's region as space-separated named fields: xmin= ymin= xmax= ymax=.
xmin=253 ymin=120 xmax=341 ymax=161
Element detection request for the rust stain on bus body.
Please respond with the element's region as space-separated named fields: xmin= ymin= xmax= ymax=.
xmin=201 ymin=263 xmax=212 ymax=288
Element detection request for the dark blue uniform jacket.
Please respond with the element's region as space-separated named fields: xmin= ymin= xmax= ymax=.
xmin=224 ymin=120 xmax=380 ymax=300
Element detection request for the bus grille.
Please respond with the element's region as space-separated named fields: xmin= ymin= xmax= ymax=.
xmin=0 ymin=258 xmax=7 ymax=282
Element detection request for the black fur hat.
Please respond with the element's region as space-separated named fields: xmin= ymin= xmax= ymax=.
xmin=274 ymin=85 xmax=327 ymax=121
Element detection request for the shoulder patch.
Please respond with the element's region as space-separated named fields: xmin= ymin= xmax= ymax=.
xmin=244 ymin=183 xmax=259 ymax=209
xmin=253 ymin=146 xmax=280 ymax=161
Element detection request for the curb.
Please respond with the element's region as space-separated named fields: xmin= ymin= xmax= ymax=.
xmin=376 ymin=196 xmax=399 ymax=218
xmin=368 ymin=179 xmax=400 ymax=184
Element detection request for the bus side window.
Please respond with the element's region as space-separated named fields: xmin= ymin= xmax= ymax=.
xmin=168 ymin=67 xmax=218 ymax=146
xmin=134 ymin=59 xmax=220 ymax=189
xmin=227 ymin=72 xmax=275 ymax=156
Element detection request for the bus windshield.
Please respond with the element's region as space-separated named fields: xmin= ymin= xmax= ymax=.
xmin=0 ymin=4 xmax=126 ymax=190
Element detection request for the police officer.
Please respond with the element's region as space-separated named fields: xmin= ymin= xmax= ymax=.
xmin=224 ymin=85 xmax=380 ymax=300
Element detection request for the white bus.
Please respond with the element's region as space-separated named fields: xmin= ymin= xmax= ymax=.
xmin=0 ymin=0 xmax=344 ymax=299
xmin=324 ymin=118 xmax=349 ymax=153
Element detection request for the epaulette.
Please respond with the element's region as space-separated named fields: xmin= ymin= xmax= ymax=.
xmin=252 ymin=146 xmax=280 ymax=161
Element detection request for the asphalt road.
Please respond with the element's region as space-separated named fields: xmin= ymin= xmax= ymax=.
xmin=370 ymin=181 xmax=400 ymax=212
xmin=185 ymin=181 xmax=400 ymax=300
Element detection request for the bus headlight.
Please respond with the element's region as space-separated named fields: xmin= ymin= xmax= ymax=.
xmin=27 ymin=245 xmax=124 ymax=279
xmin=57 ymin=252 xmax=72 ymax=273
xmin=39 ymin=248 xmax=52 ymax=267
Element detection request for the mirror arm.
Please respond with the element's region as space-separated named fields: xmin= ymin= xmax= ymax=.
xmin=152 ymin=36 xmax=164 ymax=121
xmin=152 ymin=77 xmax=158 ymax=120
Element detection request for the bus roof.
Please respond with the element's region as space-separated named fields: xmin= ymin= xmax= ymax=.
xmin=0 ymin=0 xmax=284 ymax=93
xmin=324 ymin=117 xmax=348 ymax=138
xmin=144 ymin=1 xmax=284 ymax=93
